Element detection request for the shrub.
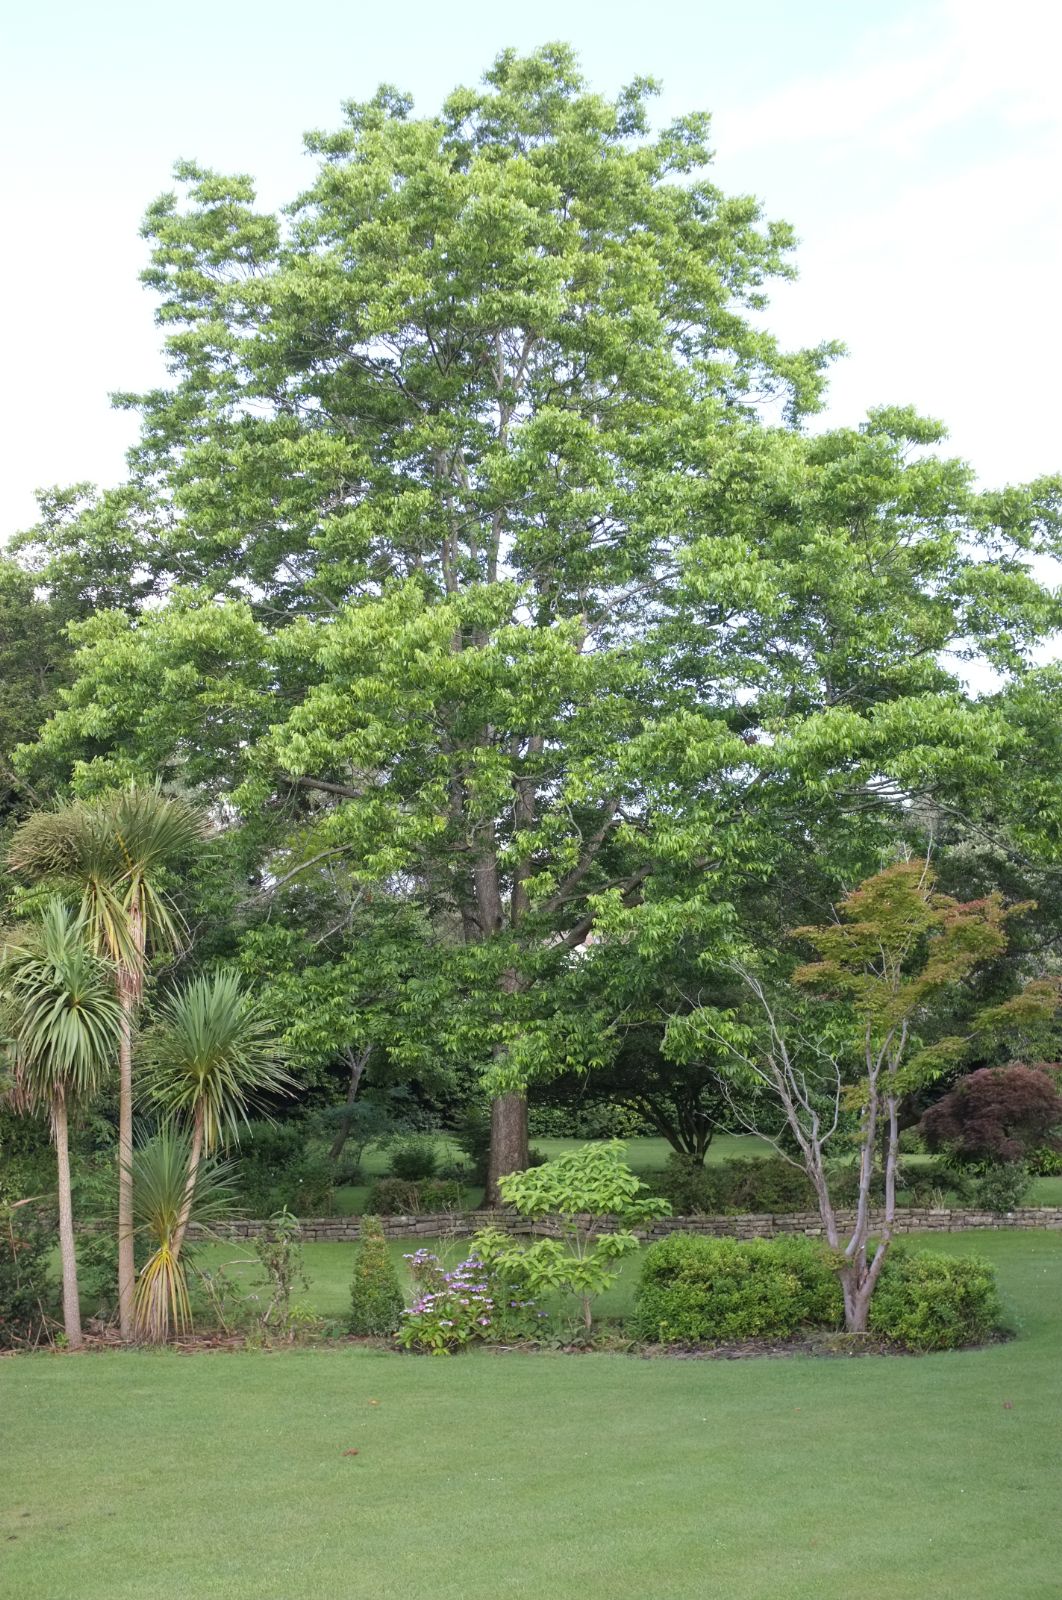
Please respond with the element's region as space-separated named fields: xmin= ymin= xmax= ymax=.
xmin=453 ymin=1105 xmax=492 ymax=1185
xmin=396 ymin=1253 xmax=495 ymax=1354
xmin=655 ymin=1153 xmax=815 ymax=1215
xmin=922 ymin=1064 xmax=1062 ymax=1166
xmin=0 ymin=1203 xmax=54 ymax=1347
xmin=349 ymin=1215 xmax=403 ymax=1336
xmin=389 ymin=1134 xmax=439 ymax=1183
xmin=364 ymin=1177 xmax=465 ymax=1214
xmin=400 ymin=1246 xmax=544 ymax=1349
xmin=491 ymin=1142 xmax=669 ymax=1329
xmin=633 ymin=1233 xmax=842 ymax=1344
xmin=235 ymin=1120 xmax=334 ymax=1216
xmin=970 ymin=1162 xmax=1031 ymax=1214
xmin=1029 ymin=1145 xmax=1062 ymax=1176
xmin=529 ymin=1104 xmax=654 ymax=1140
xmin=868 ymin=1248 xmax=1004 ymax=1350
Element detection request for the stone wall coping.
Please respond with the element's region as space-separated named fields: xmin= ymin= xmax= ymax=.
xmin=183 ymin=1204 xmax=1062 ymax=1242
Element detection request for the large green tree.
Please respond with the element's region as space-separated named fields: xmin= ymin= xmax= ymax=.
xmin=16 ymin=47 xmax=1062 ymax=1196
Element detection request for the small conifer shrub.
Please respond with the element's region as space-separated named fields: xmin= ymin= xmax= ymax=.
xmin=349 ymin=1215 xmax=404 ymax=1336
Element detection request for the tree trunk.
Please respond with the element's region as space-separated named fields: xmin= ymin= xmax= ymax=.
xmin=328 ymin=1046 xmax=371 ymax=1161
xmin=117 ymin=899 xmax=144 ymax=1341
xmin=486 ymin=1092 xmax=529 ymax=1205
xmin=52 ymin=1091 xmax=82 ymax=1349
xmin=116 ymin=973 xmax=136 ymax=1340
xmin=171 ymin=1103 xmax=204 ymax=1264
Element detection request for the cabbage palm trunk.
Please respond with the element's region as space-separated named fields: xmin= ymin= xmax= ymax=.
xmin=8 ymin=785 xmax=207 ymax=1339
xmin=0 ymin=899 xmax=122 ymax=1349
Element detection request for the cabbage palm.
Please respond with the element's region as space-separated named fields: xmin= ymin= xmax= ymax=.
xmin=8 ymin=783 xmax=207 ymax=1338
xmin=0 ymin=900 xmax=122 ymax=1348
xmin=139 ymin=969 xmax=291 ymax=1259
xmin=130 ymin=1128 xmax=237 ymax=1343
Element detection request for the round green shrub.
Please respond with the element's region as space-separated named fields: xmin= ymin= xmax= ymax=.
xmin=389 ymin=1135 xmax=439 ymax=1183
xmin=634 ymin=1233 xmax=842 ymax=1343
xmin=868 ymin=1248 xmax=1004 ymax=1351
xmin=349 ymin=1215 xmax=404 ymax=1336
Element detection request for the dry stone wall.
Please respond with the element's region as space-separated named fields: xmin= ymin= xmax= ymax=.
xmin=190 ymin=1205 xmax=1062 ymax=1244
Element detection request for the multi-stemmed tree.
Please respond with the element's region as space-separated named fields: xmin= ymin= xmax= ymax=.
xmin=671 ymin=860 xmax=1059 ymax=1331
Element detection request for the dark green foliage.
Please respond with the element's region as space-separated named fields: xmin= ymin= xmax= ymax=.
xmin=364 ymin=1178 xmax=466 ymax=1215
xmin=0 ymin=1204 xmax=54 ymax=1346
xmin=453 ymin=1105 xmax=492 ymax=1186
xmin=529 ymin=1104 xmax=655 ymax=1140
xmin=1029 ymin=1146 xmax=1062 ymax=1176
xmin=348 ymin=1215 xmax=403 ymax=1336
xmin=389 ymin=1135 xmax=439 ymax=1183
xmin=655 ymin=1154 xmax=816 ymax=1215
xmin=868 ymin=1248 xmax=1004 ymax=1351
xmin=634 ymin=1234 xmax=842 ymax=1344
xmin=0 ymin=1105 xmax=55 ymax=1206
xmin=234 ymin=1120 xmax=334 ymax=1216
xmin=969 ymin=1162 xmax=1031 ymax=1214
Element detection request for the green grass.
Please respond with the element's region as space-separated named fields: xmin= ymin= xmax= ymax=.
xmin=3 ymin=1230 xmax=1061 ymax=1599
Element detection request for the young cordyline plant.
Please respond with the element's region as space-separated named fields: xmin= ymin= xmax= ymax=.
xmin=476 ymin=1141 xmax=670 ymax=1332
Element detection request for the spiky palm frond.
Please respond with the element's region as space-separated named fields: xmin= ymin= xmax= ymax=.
xmin=130 ymin=1128 xmax=238 ymax=1342
xmin=8 ymin=783 xmax=208 ymax=967
xmin=0 ymin=898 xmax=122 ymax=1106
xmin=139 ymin=971 xmax=292 ymax=1152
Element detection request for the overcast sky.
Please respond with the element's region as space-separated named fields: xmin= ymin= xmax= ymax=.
xmin=1 ymin=0 xmax=1059 ymax=541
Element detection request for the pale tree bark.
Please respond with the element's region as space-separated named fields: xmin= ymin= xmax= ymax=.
xmin=52 ymin=1090 xmax=82 ymax=1349
xmin=171 ymin=1100 xmax=205 ymax=1264
xmin=116 ymin=897 xmax=145 ymax=1341
xmin=718 ymin=969 xmax=905 ymax=1335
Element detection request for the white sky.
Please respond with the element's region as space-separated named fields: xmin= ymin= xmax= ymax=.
xmin=1 ymin=0 xmax=1059 ymax=541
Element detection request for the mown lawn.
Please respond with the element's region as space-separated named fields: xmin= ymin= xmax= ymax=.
xmin=2 ymin=1230 xmax=1060 ymax=1600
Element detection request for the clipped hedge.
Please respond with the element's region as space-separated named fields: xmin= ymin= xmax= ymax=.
xmin=633 ymin=1233 xmax=842 ymax=1343
xmin=868 ymin=1248 xmax=1004 ymax=1351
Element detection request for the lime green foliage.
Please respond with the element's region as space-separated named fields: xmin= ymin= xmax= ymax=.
xmin=0 ymin=1231 xmax=1057 ymax=1600
xmin=348 ymin=1215 xmax=403 ymax=1336
xmin=868 ymin=1248 xmax=1004 ymax=1351
xmin=18 ymin=51 xmax=1062 ymax=1212
xmin=479 ymin=1141 xmax=669 ymax=1328
xmin=634 ymin=1234 xmax=841 ymax=1343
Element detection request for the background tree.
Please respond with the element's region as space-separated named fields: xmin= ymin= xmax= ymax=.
xmin=12 ymin=48 xmax=1062 ymax=1201
xmin=0 ymin=900 xmax=122 ymax=1347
